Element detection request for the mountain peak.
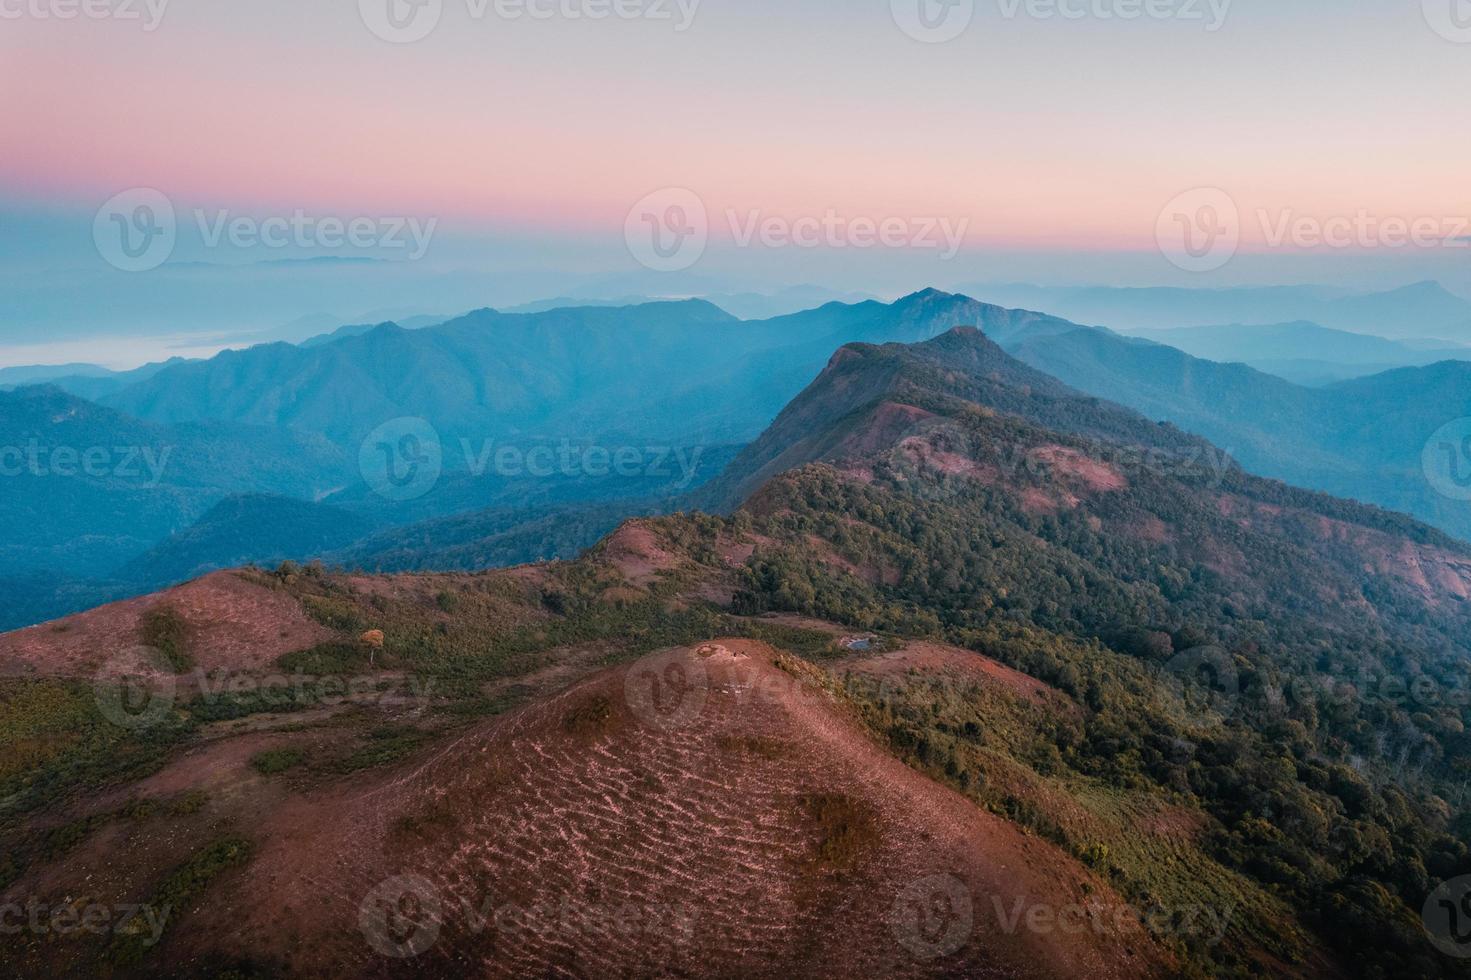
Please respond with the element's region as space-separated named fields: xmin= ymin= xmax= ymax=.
xmin=937 ymin=324 xmax=983 ymax=338
xmin=896 ymin=286 xmax=956 ymax=303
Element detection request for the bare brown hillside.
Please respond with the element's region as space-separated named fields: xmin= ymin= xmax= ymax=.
xmin=157 ymin=640 xmax=1173 ymax=979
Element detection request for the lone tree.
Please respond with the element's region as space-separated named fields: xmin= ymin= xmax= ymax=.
xmin=360 ymin=629 xmax=385 ymax=668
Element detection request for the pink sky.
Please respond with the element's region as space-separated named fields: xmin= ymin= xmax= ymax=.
xmin=5 ymin=1 xmax=1469 ymax=256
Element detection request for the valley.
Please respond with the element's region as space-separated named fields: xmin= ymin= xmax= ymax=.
xmin=2 ymin=324 xmax=1468 ymax=977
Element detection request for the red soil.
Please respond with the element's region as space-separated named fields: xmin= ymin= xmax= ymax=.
xmin=842 ymin=640 xmax=1066 ymax=709
xmin=0 ymin=571 xmax=331 ymax=681
xmin=596 ymin=521 xmax=680 ymax=585
xmin=843 ymin=402 xmax=936 ymax=458
xmin=165 ymin=641 xmax=1174 ymax=979
xmin=1029 ymin=446 xmax=1127 ymax=494
xmin=1215 ymin=493 xmax=1471 ymax=606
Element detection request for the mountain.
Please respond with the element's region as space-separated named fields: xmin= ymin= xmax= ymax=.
xmin=322 ymin=498 xmax=666 ymax=572
xmin=4 ymin=327 xmax=1467 ymax=978
xmin=1318 ymin=281 xmax=1471 ymax=340
xmin=41 ymin=358 xmax=190 ymax=401
xmin=1130 ymin=321 xmax=1471 ymax=385
xmin=94 ymin=291 xmax=1086 ymax=453
xmin=0 ymin=385 xmax=351 ymax=626
xmin=0 ymin=359 xmax=183 ymax=399
xmin=699 ymin=324 xmax=1214 ymax=512
xmin=696 ymin=285 xmax=882 ymax=320
xmin=501 ymin=286 xmax=881 ymax=321
xmin=997 ymin=321 xmax=1471 ymax=541
xmin=101 ymin=300 xmax=754 ymax=446
xmin=966 ymin=280 xmax=1471 ymax=342
xmin=299 ymin=313 xmax=450 ymax=348
xmin=0 ymin=362 xmax=113 ymax=387
xmin=16 ymin=288 xmax=1471 ymax=632
xmin=113 ymin=494 xmax=375 ymax=589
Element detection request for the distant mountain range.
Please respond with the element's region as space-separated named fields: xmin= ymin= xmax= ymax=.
xmin=7 ymin=322 xmax=1468 ymax=979
xmin=0 ymin=385 xmax=349 ymax=577
xmin=1125 ymin=320 xmax=1471 ymax=385
xmin=999 ymin=321 xmax=1471 ymax=541
xmin=8 ymin=287 xmax=1471 ymax=630
xmin=0 ymin=358 xmax=184 ymax=399
xmin=968 ymin=279 xmax=1471 ymax=343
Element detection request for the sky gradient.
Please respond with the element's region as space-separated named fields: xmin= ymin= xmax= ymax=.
xmin=3 ymin=0 xmax=1470 ymax=364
